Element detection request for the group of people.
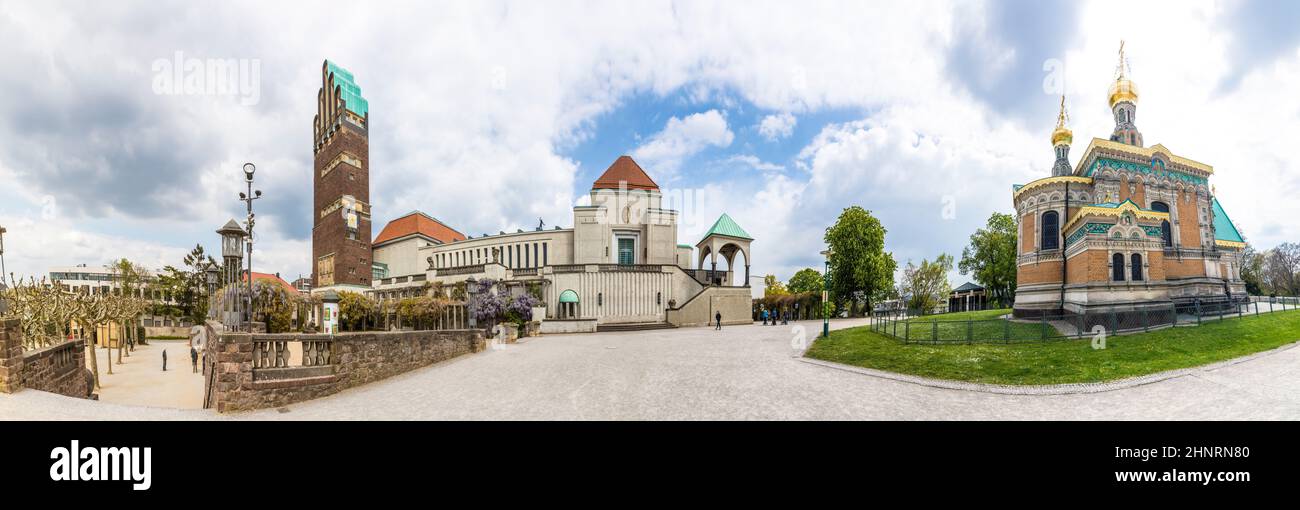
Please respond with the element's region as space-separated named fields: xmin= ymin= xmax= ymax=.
xmin=759 ymin=308 xmax=790 ymax=326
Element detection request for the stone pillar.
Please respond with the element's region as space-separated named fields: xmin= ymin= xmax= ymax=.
xmin=744 ymin=265 xmax=750 ymax=287
xmin=711 ymin=262 xmax=717 ymax=286
xmin=0 ymin=318 xmax=24 ymax=393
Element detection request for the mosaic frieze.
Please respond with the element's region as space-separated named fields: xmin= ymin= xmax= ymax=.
xmin=1086 ymin=157 xmax=1207 ymax=185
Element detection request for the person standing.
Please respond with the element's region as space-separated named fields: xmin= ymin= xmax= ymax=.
xmin=162 ymin=349 xmax=168 ymax=372
xmin=761 ymin=308 xmax=768 ymax=325
xmin=190 ymin=346 xmax=199 ymax=373
xmin=715 ymin=311 xmax=722 ymax=330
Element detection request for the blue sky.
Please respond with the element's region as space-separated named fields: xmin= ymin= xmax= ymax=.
xmin=1 ymin=0 xmax=1299 ymax=288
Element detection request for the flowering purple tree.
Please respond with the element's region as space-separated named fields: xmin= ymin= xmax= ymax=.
xmin=468 ymin=279 xmax=504 ymax=328
xmin=507 ymin=294 xmax=540 ymax=323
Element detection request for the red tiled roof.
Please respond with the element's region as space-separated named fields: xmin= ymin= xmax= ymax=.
xmin=242 ymin=271 xmax=298 ymax=295
xmin=592 ymin=155 xmax=659 ymax=191
xmin=373 ymin=211 xmax=466 ymax=246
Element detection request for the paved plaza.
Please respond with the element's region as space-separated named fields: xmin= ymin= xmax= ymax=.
xmin=3 ymin=319 xmax=1300 ymax=420
xmin=91 ymin=340 xmax=206 ymax=410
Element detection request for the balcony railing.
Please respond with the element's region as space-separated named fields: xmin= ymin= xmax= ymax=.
xmin=438 ymin=265 xmax=487 ymax=276
xmin=598 ymin=264 xmax=663 ymax=273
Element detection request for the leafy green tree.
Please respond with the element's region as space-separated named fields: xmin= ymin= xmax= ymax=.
xmin=786 ymin=268 xmax=824 ymax=294
xmin=958 ymin=212 xmax=1018 ymax=307
xmin=763 ymin=274 xmax=788 ymax=297
xmin=252 ymin=280 xmax=301 ymax=333
xmin=1241 ymin=243 xmax=1265 ymax=295
xmin=824 ymin=206 xmax=896 ymax=315
xmin=107 ymin=258 xmax=148 ymax=355
xmin=900 ymin=254 xmax=953 ymax=314
xmin=337 ymin=291 xmax=376 ymax=331
xmin=181 ymin=244 xmax=218 ymax=322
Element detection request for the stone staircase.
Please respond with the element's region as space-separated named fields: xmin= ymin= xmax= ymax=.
xmin=596 ymin=322 xmax=678 ymax=333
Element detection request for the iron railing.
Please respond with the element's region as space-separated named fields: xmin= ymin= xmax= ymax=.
xmin=871 ymin=295 xmax=1300 ymax=345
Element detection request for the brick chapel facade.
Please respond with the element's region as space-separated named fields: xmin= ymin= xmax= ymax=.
xmin=1012 ymin=44 xmax=1246 ymax=320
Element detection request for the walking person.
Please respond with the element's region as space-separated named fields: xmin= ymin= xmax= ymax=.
xmin=162 ymin=349 xmax=167 ymax=372
xmin=761 ymin=308 xmax=768 ymax=325
xmin=190 ymin=346 xmax=199 ymax=373
xmin=715 ymin=311 xmax=722 ymax=330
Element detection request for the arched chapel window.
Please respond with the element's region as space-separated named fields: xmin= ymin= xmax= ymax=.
xmin=1112 ymin=253 xmax=1125 ymax=282
xmin=1151 ymin=201 xmax=1172 ymax=247
xmin=1131 ymin=253 xmax=1143 ymax=281
xmin=1041 ymin=211 xmax=1060 ymax=250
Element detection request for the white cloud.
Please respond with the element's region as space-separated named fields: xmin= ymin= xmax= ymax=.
xmin=632 ymin=110 xmax=734 ymax=182
xmin=758 ymin=112 xmax=797 ymax=140
xmin=724 ymin=155 xmax=785 ymax=172
xmin=0 ymin=0 xmax=1296 ymax=288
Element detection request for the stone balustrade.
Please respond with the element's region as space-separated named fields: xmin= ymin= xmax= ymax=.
xmin=0 ymin=318 xmax=94 ymax=398
xmin=205 ymin=323 xmax=485 ymax=412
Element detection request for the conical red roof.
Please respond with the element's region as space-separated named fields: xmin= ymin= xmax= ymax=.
xmin=592 ymin=156 xmax=659 ymax=191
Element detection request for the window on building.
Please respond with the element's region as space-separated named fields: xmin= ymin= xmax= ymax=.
xmin=543 ymin=243 xmax=548 ymax=266
xmin=617 ymin=238 xmax=635 ymax=265
xmin=524 ymin=245 xmax=530 ymax=267
xmin=533 ymin=243 xmax=539 ymax=268
xmin=1151 ymin=201 xmax=1172 ymax=247
xmin=1112 ymin=253 xmax=1125 ymax=282
xmin=1131 ymin=253 xmax=1144 ymax=281
xmin=508 ymin=245 xmax=513 ymax=267
xmin=1041 ymin=211 xmax=1060 ymax=250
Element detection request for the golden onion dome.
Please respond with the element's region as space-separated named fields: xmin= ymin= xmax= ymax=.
xmin=1051 ymin=95 xmax=1071 ymax=146
xmin=1051 ymin=124 xmax=1073 ymax=146
xmin=1108 ymin=76 xmax=1139 ymax=108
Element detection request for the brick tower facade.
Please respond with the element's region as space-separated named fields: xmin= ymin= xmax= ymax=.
xmin=312 ymin=60 xmax=373 ymax=289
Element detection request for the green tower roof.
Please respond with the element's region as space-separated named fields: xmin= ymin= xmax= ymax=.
xmin=699 ymin=213 xmax=752 ymax=244
xmin=326 ymin=60 xmax=369 ymax=118
xmin=1212 ymin=198 xmax=1244 ymax=244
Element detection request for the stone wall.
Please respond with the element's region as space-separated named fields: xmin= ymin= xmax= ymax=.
xmin=666 ymin=286 xmax=752 ymax=327
xmin=206 ymin=326 xmax=485 ymax=412
xmin=0 ymin=318 xmax=94 ymax=399
xmin=20 ymin=340 xmax=93 ymax=398
xmin=0 ymin=319 xmax=21 ymax=393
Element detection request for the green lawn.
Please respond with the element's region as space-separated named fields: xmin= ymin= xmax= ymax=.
xmin=806 ymin=309 xmax=1300 ymax=385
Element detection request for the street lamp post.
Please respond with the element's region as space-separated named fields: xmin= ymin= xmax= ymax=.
xmin=821 ymin=249 xmax=833 ymax=338
xmin=205 ymin=263 xmax=220 ymax=319
xmin=238 ymin=163 xmax=262 ymax=328
xmin=0 ymin=225 xmax=7 ymax=284
xmin=0 ymin=226 xmax=6 ymax=315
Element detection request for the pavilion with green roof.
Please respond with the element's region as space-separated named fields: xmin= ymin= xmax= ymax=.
xmin=695 ymin=213 xmax=753 ymax=286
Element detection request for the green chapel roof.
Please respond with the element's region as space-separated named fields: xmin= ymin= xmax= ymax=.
xmin=326 ymin=60 xmax=369 ymax=118
xmin=1212 ymin=198 xmax=1244 ymax=244
xmin=699 ymin=213 xmax=752 ymax=244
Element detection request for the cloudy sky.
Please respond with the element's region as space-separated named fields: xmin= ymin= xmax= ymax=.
xmin=1 ymin=0 xmax=1298 ymax=286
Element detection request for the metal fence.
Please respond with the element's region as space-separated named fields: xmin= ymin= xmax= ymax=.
xmin=871 ymin=295 xmax=1300 ymax=345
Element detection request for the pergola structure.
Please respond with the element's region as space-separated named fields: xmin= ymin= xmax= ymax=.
xmin=948 ymin=282 xmax=987 ymax=313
